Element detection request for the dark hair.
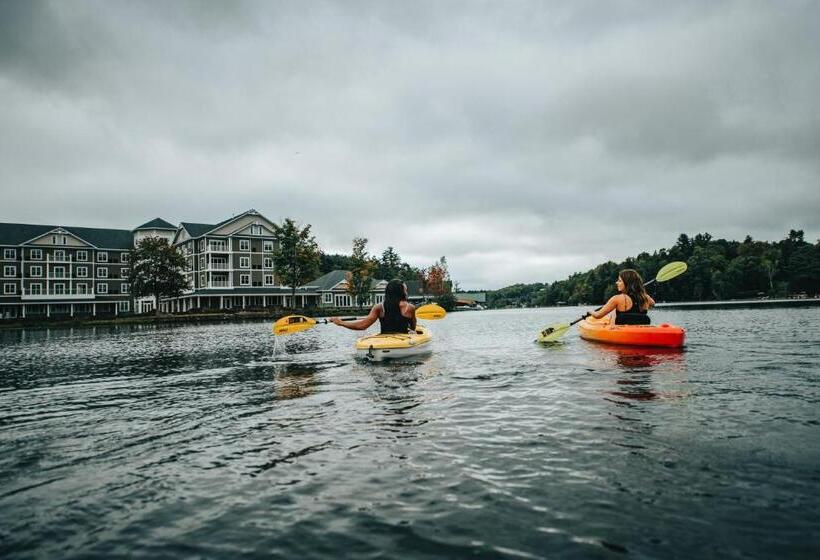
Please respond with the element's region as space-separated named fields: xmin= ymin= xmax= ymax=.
xmin=383 ymin=279 xmax=407 ymax=316
xmin=619 ymin=269 xmax=649 ymax=311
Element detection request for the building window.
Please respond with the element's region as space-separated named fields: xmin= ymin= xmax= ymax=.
xmin=61 ymin=235 xmax=67 ymax=245
xmin=97 ymin=283 xmax=108 ymax=294
xmin=76 ymin=250 xmax=87 ymax=261
xmin=240 ymin=274 xmax=250 ymax=286
xmin=323 ymin=292 xmax=333 ymax=304
xmin=251 ymin=225 xmax=262 ymax=236
xmin=30 ymin=249 xmax=42 ymax=260
xmin=239 ymin=257 xmax=250 ymax=269
xmin=30 ymin=266 xmax=42 ymax=277
xmin=77 ymin=266 xmax=88 ymax=278
xmin=239 ymin=239 xmax=250 ymax=251
xmin=118 ymin=301 xmax=130 ymax=312
xmin=97 ymin=252 xmax=108 ymax=262
xmin=77 ymin=284 xmax=88 ymax=294
xmin=263 ymin=257 xmax=273 ymax=269
xmin=121 ymin=283 xmax=129 ymax=294
xmin=30 ymin=283 xmax=42 ymax=295
xmin=264 ymin=275 xmax=274 ymax=286
xmin=3 ymin=265 xmax=15 ymax=277
xmin=54 ymin=250 xmax=65 ymax=261
xmin=200 ymin=239 xmax=206 ymax=251
xmin=3 ymin=283 xmax=16 ymax=295
xmin=54 ymin=283 xmax=65 ymax=295
xmin=263 ymin=241 xmax=274 ymax=252
xmin=53 ymin=266 xmax=65 ymax=279
xmin=97 ymin=267 xmax=108 ymax=278
xmin=120 ymin=252 xmax=129 ymax=263
xmin=3 ymin=249 xmax=15 ymax=260
xmin=121 ymin=267 xmax=129 ymax=278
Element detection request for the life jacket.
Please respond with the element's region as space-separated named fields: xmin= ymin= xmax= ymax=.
xmin=379 ymin=302 xmax=413 ymax=334
xmin=615 ymin=294 xmax=650 ymax=325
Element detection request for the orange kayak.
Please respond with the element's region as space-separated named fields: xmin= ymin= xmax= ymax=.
xmin=578 ymin=316 xmax=685 ymax=348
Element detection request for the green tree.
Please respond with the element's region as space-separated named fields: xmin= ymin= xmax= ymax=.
xmin=787 ymin=244 xmax=820 ymax=294
xmin=128 ymin=237 xmax=189 ymax=315
xmin=378 ymin=246 xmax=403 ymax=280
xmin=346 ymin=237 xmax=376 ymax=307
xmin=272 ymin=218 xmax=320 ymax=309
xmin=434 ymin=292 xmax=457 ymax=311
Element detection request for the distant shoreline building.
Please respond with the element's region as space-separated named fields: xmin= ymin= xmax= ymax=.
xmin=1 ymin=208 xmax=461 ymax=320
xmin=0 ymin=209 xmax=321 ymax=320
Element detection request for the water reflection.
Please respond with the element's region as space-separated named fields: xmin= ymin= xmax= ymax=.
xmin=272 ymin=363 xmax=325 ymax=400
xmin=586 ymin=344 xmax=690 ymax=403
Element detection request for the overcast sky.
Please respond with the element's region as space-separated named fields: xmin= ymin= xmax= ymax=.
xmin=1 ymin=1 xmax=818 ymax=289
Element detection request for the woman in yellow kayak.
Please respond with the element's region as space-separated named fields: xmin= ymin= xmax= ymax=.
xmin=330 ymin=279 xmax=417 ymax=333
xmin=586 ymin=269 xmax=655 ymax=325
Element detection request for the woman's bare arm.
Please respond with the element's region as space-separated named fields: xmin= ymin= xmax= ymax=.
xmin=330 ymin=305 xmax=380 ymax=331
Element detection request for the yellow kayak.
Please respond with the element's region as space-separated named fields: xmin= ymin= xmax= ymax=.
xmin=354 ymin=326 xmax=432 ymax=362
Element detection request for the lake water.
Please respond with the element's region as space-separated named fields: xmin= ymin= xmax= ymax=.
xmin=1 ymin=307 xmax=819 ymax=558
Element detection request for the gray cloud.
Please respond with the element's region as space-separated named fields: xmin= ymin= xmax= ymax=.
xmin=1 ymin=0 xmax=818 ymax=288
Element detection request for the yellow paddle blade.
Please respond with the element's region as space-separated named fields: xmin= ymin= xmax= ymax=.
xmin=655 ymin=261 xmax=688 ymax=283
xmin=537 ymin=322 xmax=571 ymax=343
xmin=272 ymin=315 xmax=317 ymax=336
xmin=415 ymin=303 xmax=446 ymax=320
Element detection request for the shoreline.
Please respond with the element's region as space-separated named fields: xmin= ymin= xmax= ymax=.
xmin=2 ymin=298 xmax=818 ymax=331
xmin=0 ymin=307 xmax=373 ymax=331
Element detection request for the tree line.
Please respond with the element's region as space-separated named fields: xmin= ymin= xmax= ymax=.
xmin=486 ymin=230 xmax=820 ymax=309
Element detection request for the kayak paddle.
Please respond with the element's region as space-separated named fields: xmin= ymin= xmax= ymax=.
xmin=272 ymin=314 xmax=358 ymax=336
xmin=537 ymin=261 xmax=688 ymax=343
xmin=273 ymin=303 xmax=447 ymax=336
xmin=415 ymin=303 xmax=447 ymax=320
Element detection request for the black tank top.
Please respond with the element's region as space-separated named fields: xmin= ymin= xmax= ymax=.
xmin=615 ymin=294 xmax=649 ymax=325
xmin=379 ymin=302 xmax=412 ymax=334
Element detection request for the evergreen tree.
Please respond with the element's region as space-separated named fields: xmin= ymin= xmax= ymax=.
xmin=128 ymin=237 xmax=189 ymax=315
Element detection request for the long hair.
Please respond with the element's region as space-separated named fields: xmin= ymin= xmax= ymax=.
xmin=619 ymin=269 xmax=649 ymax=311
xmin=383 ymin=279 xmax=406 ymax=316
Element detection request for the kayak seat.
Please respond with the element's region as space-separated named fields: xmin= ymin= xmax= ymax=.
xmin=615 ymin=313 xmax=651 ymax=325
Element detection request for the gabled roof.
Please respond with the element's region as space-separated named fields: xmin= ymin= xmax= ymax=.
xmin=306 ymin=269 xmax=349 ymax=290
xmin=0 ymin=222 xmax=132 ymax=249
xmin=134 ymin=218 xmax=176 ymax=231
xmin=179 ymin=222 xmax=216 ymax=238
xmin=305 ymin=270 xmax=388 ymax=291
xmin=63 ymin=226 xmax=132 ymax=249
xmin=0 ymin=223 xmax=55 ymax=245
xmin=178 ymin=210 xmax=263 ymax=239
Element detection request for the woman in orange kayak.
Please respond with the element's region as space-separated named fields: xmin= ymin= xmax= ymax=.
xmin=330 ymin=279 xmax=417 ymax=333
xmin=586 ymin=269 xmax=655 ymax=325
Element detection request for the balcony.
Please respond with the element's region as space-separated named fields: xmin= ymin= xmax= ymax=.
xmin=210 ymin=263 xmax=229 ymax=270
xmin=208 ymin=243 xmax=229 ymax=253
xmin=210 ymin=281 xmax=230 ymax=287
xmin=21 ymin=288 xmax=95 ymax=301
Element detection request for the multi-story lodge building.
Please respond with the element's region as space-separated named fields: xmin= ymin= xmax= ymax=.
xmin=160 ymin=209 xmax=317 ymax=313
xmin=2 ymin=208 xmax=430 ymax=321
xmin=0 ymin=223 xmax=133 ymax=320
